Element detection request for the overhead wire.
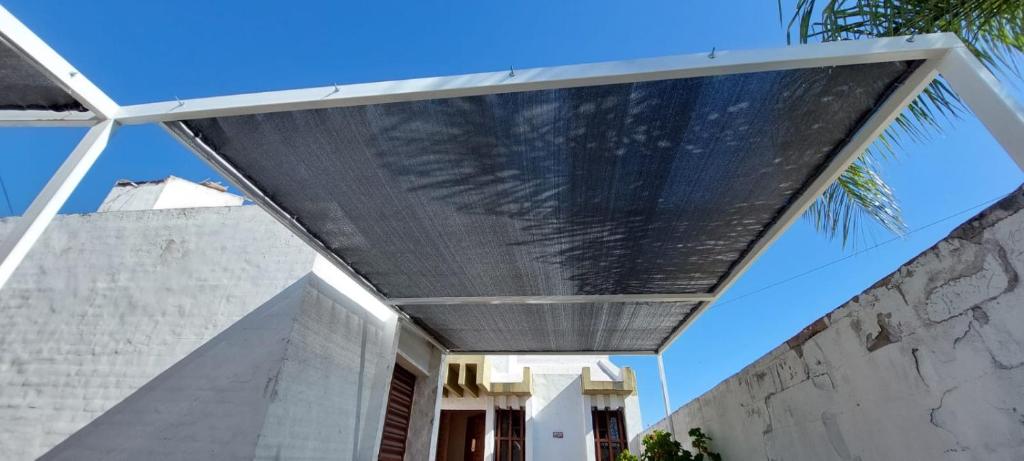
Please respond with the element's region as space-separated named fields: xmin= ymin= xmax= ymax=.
xmin=715 ymin=189 xmax=1016 ymax=307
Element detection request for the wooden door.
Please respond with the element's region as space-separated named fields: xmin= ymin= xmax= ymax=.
xmin=378 ymin=365 xmax=417 ymax=461
xmin=464 ymin=413 xmax=486 ymax=461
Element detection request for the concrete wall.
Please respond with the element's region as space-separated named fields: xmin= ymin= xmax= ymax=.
xmin=252 ymin=274 xmax=400 ymax=461
xmin=0 ymin=206 xmax=316 ymax=460
xmin=0 ymin=204 xmax=443 ymax=460
xmin=36 ymin=272 xmax=400 ymax=460
xmin=98 ymin=176 xmax=244 ymax=212
xmin=647 ymin=187 xmax=1024 ymax=460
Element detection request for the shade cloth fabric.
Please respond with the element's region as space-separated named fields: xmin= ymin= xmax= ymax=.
xmin=0 ymin=38 xmax=86 ymax=112
xmin=170 ymin=60 xmax=919 ymax=351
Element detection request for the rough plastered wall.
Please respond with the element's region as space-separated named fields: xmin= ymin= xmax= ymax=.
xmin=0 ymin=206 xmax=318 ymax=459
xmin=646 ymin=186 xmax=1024 ymax=460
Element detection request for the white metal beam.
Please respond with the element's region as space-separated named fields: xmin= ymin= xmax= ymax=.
xmin=0 ymin=120 xmax=116 ymax=290
xmin=115 ymin=33 xmax=961 ymax=125
xmin=391 ymin=293 xmax=714 ymax=305
xmin=657 ymin=48 xmax=946 ymax=354
xmin=0 ymin=110 xmax=97 ymax=127
xmin=0 ymin=5 xmax=117 ymax=119
xmin=938 ymin=46 xmax=1024 ymax=171
xmin=657 ymin=353 xmax=676 ymax=436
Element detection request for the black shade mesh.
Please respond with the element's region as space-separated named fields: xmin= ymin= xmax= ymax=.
xmin=178 ymin=61 xmax=917 ymax=300
xmin=0 ymin=38 xmax=86 ymax=112
xmin=402 ymin=302 xmax=700 ymax=352
xmin=172 ymin=61 xmax=918 ymax=351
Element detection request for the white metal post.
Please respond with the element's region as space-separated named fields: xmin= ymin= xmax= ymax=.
xmin=0 ymin=120 xmax=116 ymax=290
xmin=656 ymin=353 xmax=676 ymax=437
xmin=427 ymin=352 xmax=449 ymax=461
xmin=938 ymin=46 xmax=1024 ymax=171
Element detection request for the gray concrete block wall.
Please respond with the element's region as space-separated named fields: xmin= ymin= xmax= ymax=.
xmin=0 ymin=206 xmax=317 ymax=459
xmin=646 ymin=186 xmax=1024 ymax=460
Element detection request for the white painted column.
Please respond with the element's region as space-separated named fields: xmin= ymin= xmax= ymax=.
xmin=938 ymin=46 xmax=1024 ymax=171
xmin=0 ymin=120 xmax=116 ymax=290
xmin=427 ymin=352 xmax=449 ymax=461
xmin=656 ymin=353 xmax=676 ymax=436
xmin=582 ymin=394 xmax=596 ymax=461
xmin=525 ymin=394 xmax=535 ymax=461
xmin=484 ymin=397 xmax=496 ymax=461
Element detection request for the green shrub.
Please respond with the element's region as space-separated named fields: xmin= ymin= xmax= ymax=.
xmin=615 ymin=428 xmax=722 ymax=461
xmin=616 ymin=450 xmax=640 ymax=461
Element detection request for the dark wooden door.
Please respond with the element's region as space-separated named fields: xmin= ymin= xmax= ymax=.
xmin=464 ymin=413 xmax=486 ymax=461
xmin=378 ymin=365 xmax=417 ymax=461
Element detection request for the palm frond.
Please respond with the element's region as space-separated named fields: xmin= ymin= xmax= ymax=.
xmin=779 ymin=0 xmax=1024 ymax=246
xmin=806 ymin=157 xmax=906 ymax=244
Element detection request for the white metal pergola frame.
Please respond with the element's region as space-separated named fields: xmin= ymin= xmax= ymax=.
xmin=2 ymin=5 xmax=1023 ymax=426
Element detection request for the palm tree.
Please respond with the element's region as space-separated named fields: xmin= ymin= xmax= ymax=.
xmin=780 ymin=0 xmax=1024 ymax=245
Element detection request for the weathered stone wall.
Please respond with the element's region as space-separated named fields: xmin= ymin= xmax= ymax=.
xmin=647 ymin=186 xmax=1024 ymax=461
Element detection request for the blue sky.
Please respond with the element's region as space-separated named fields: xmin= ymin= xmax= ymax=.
xmin=2 ymin=1 xmax=1021 ymax=428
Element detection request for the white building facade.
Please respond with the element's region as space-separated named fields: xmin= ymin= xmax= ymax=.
xmin=436 ymin=355 xmax=642 ymax=461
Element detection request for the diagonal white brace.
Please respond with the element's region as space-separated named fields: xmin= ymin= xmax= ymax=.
xmin=0 ymin=120 xmax=117 ymax=290
xmin=938 ymin=46 xmax=1024 ymax=171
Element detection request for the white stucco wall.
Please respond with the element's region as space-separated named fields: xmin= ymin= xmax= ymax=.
xmin=151 ymin=177 xmax=244 ymax=210
xmin=97 ymin=176 xmax=244 ymax=212
xmin=0 ymin=203 xmax=445 ymax=460
xmin=646 ymin=187 xmax=1024 ymax=460
xmin=0 ymin=206 xmax=317 ymax=459
xmin=531 ymin=374 xmax=590 ymax=461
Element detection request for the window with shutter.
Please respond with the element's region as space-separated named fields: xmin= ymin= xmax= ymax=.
xmin=378 ymin=365 xmax=417 ymax=461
